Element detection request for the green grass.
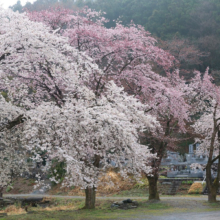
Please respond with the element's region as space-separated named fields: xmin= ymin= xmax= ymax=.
xmin=143 ymin=202 xmax=170 ymax=209
xmin=204 ymin=201 xmax=220 ymax=207
xmin=0 ymin=199 xmax=174 ymax=220
xmin=112 ymin=188 xmax=148 ymax=197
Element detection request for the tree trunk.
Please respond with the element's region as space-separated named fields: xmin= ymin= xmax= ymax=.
xmin=0 ymin=187 xmax=3 ymax=198
xmin=84 ymin=186 xmax=96 ymax=209
xmin=207 ymin=178 xmax=219 ymax=203
xmin=206 ymin=105 xmax=219 ymax=202
xmin=147 ymin=175 xmax=160 ymax=200
xmin=83 ymin=155 xmax=100 ymax=209
xmin=208 ymin=186 xmax=217 ymax=203
xmin=206 ymin=162 xmax=219 ymax=203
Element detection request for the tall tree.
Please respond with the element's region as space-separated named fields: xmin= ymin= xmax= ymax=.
xmin=23 ymin=82 xmax=157 ymax=208
xmin=190 ymin=68 xmax=220 ymax=203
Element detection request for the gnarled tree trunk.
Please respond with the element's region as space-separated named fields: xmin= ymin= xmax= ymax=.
xmin=83 ymin=155 xmax=100 ymax=209
xmin=208 ymin=183 xmax=218 ymax=203
xmin=206 ymin=165 xmax=219 ymax=203
xmin=147 ymin=175 xmax=160 ymax=200
xmin=206 ymin=163 xmax=217 ymax=202
xmin=84 ymin=186 xmax=96 ymax=209
xmin=206 ymin=152 xmax=220 ymax=202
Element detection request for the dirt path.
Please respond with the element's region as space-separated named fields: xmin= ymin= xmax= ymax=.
xmin=3 ymin=194 xmax=219 ymax=201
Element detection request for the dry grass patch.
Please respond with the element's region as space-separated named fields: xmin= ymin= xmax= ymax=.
xmin=67 ymin=171 xmax=136 ymax=196
xmin=0 ymin=205 xmax=26 ymax=215
xmin=42 ymin=204 xmax=76 ymax=211
xmin=38 ymin=197 xmax=78 ymax=212
xmin=188 ymin=182 xmax=203 ymax=194
xmin=97 ymin=171 xmax=135 ymax=194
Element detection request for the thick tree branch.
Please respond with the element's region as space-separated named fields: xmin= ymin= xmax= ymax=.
xmin=0 ymin=114 xmax=24 ymax=132
xmin=211 ymin=155 xmax=220 ymax=165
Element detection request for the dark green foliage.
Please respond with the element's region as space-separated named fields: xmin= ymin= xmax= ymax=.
xmin=181 ymin=180 xmax=193 ymax=185
xmin=9 ymin=1 xmax=23 ymax=13
xmin=49 ymin=160 xmax=66 ymax=185
xmin=74 ymin=0 xmax=200 ymax=37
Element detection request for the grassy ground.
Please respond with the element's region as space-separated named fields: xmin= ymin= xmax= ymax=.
xmin=1 ymin=197 xmax=220 ymax=220
xmin=0 ymin=173 xmax=207 ymax=219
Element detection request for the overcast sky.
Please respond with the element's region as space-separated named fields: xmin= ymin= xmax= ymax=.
xmin=0 ymin=0 xmax=36 ymax=9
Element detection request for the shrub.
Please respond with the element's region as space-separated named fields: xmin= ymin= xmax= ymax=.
xmin=134 ymin=178 xmax=149 ymax=189
xmin=182 ymin=180 xmax=193 ymax=185
xmin=187 ymin=180 xmax=193 ymax=185
xmin=6 ymin=183 xmax=14 ymax=193
xmin=49 ymin=160 xmax=66 ymax=185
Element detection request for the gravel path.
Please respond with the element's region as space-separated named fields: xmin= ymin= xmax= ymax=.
xmin=133 ymin=211 xmax=220 ymax=220
xmin=3 ymin=194 xmax=219 ymax=201
xmin=131 ymin=199 xmax=220 ymax=220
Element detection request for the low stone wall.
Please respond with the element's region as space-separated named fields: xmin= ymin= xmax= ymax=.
xmin=159 ymin=178 xmax=202 ymax=183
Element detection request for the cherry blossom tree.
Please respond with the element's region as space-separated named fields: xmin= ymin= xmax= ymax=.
xmin=23 ymin=82 xmax=158 ymax=208
xmin=0 ymin=8 xmax=158 ymax=208
xmin=27 ymin=7 xmax=175 ymax=93
xmin=190 ymin=68 xmax=220 ymax=202
xmin=27 ymin=6 xmax=192 ymax=201
xmin=140 ymin=70 xmax=191 ymax=200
